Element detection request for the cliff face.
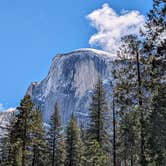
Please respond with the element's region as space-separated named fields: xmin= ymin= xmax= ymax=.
xmin=0 ymin=109 xmax=15 ymax=139
xmin=27 ymin=48 xmax=118 ymax=124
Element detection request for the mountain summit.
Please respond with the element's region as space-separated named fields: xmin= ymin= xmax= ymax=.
xmin=27 ymin=48 xmax=117 ymax=124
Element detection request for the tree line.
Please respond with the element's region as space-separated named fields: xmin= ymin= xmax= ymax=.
xmin=0 ymin=78 xmax=112 ymax=166
xmin=0 ymin=0 xmax=165 ymax=165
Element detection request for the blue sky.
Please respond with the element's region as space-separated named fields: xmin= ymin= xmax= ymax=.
xmin=0 ymin=0 xmax=153 ymax=110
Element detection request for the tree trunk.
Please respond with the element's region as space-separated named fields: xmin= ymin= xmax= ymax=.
xmin=22 ymin=118 xmax=27 ymax=166
xmin=124 ymin=159 xmax=127 ymax=166
xmin=97 ymin=83 xmax=101 ymax=144
xmin=32 ymin=145 xmax=36 ymax=166
xmin=136 ymin=51 xmax=146 ymax=166
xmin=113 ymin=96 xmax=116 ymax=166
xmin=52 ymin=133 xmax=55 ymax=166
xmin=130 ymin=155 xmax=133 ymax=166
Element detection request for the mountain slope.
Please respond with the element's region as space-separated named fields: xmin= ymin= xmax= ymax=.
xmin=0 ymin=109 xmax=15 ymax=139
xmin=27 ymin=48 xmax=118 ymax=124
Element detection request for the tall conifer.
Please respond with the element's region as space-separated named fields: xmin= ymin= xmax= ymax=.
xmin=66 ymin=113 xmax=83 ymax=166
xmin=48 ymin=103 xmax=66 ymax=166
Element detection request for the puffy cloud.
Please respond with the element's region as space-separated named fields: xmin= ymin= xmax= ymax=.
xmin=87 ymin=3 xmax=145 ymax=55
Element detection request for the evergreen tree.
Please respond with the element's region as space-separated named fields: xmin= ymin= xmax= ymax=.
xmin=16 ymin=95 xmax=35 ymax=166
xmin=66 ymin=113 xmax=83 ymax=166
xmin=112 ymin=95 xmax=117 ymax=166
xmin=146 ymin=85 xmax=166 ymax=165
xmin=116 ymin=110 xmax=139 ymax=166
xmin=31 ymin=109 xmax=49 ymax=166
xmin=114 ymin=60 xmax=140 ymax=166
xmin=48 ymin=103 xmax=66 ymax=166
xmin=86 ymin=79 xmax=110 ymax=165
xmin=114 ymin=35 xmax=148 ymax=165
xmin=4 ymin=95 xmax=45 ymax=166
xmin=0 ymin=114 xmax=16 ymax=166
xmin=87 ymin=79 xmax=110 ymax=152
xmin=141 ymin=0 xmax=166 ymax=108
xmin=0 ymin=110 xmax=25 ymax=166
xmin=142 ymin=1 xmax=166 ymax=164
xmin=85 ymin=140 xmax=108 ymax=166
xmin=0 ymin=96 xmax=34 ymax=166
xmin=142 ymin=0 xmax=166 ymax=57
xmin=9 ymin=116 xmax=23 ymax=166
xmin=0 ymin=133 xmax=12 ymax=166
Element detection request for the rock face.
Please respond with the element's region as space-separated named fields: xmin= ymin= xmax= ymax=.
xmin=0 ymin=109 xmax=15 ymax=139
xmin=27 ymin=48 xmax=118 ymax=124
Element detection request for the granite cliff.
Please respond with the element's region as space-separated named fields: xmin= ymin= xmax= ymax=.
xmin=27 ymin=48 xmax=118 ymax=124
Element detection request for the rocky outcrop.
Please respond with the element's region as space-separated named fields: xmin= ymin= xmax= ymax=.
xmin=0 ymin=109 xmax=15 ymax=139
xmin=27 ymin=48 xmax=118 ymax=125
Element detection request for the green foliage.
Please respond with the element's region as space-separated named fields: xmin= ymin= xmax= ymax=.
xmin=85 ymin=140 xmax=109 ymax=166
xmin=142 ymin=0 xmax=166 ymax=56
xmin=146 ymin=85 xmax=166 ymax=165
xmin=15 ymin=95 xmax=35 ymax=166
xmin=48 ymin=103 xmax=66 ymax=166
xmin=0 ymin=95 xmax=49 ymax=166
xmin=31 ymin=109 xmax=49 ymax=166
xmin=86 ymin=79 xmax=110 ymax=165
xmin=142 ymin=1 xmax=166 ymax=164
xmin=66 ymin=113 xmax=83 ymax=166
xmin=114 ymin=34 xmax=145 ymax=165
xmin=116 ymin=110 xmax=140 ymax=166
xmin=87 ymin=79 xmax=110 ymax=151
xmin=0 ymin=135 xmax=13 ymax=166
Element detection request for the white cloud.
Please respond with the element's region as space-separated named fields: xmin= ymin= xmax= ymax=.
xmin=87 ymin=3 xmax=145 ymax=55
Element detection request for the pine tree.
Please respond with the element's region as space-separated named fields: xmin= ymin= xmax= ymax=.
xmin=15 ymin=95 xmax=35 ymax=166
xmin=4 ymin=95 xmax=41 ymax=166
xmin=146 ymin=85 xmax=166 ymax=165
xmin=85 ymin=79 xmax=111 ymax=165
xmin=0 ymin=114 xmax=15 ymax=166
xmin=0 ymin=133 xmax=12 ymax=166
xmin=112 ymin=95 xmax=117 ymax=166
xmin=0 ymin=96 xmax=50 ymax=166
xmin=117 ymin=110 xmax=139 ymax=166
xmin=85 ymin=140 xmax=108 ymax=166
xmin=142 ymin=0 xmax=165 ymax=105
xmin=114 ymin=35 xmax=148 ymax=165
xmin=141 ymin=1 xmax=166 ymax=164
xmin=10 ymin=116 xmax=23 ymax=166
xmin=114 ymin=61 xmax=139 ymax=166
xmin=87 ymin=79 xmax=110 ymax=151
xmin=48 ymin=103 xmax=66 ymax=166
xmin=66 ymin=113 xmax=83 ymax=166
xmin=31 ymin=109 xmax=49 ymax=166
xmin=0 ymin=111 xmax=24 ymax=166
xmin=142 ymin=0 xmax=166 ymax=57
xmin=141 ymin=0 xmax=165 ymax=108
